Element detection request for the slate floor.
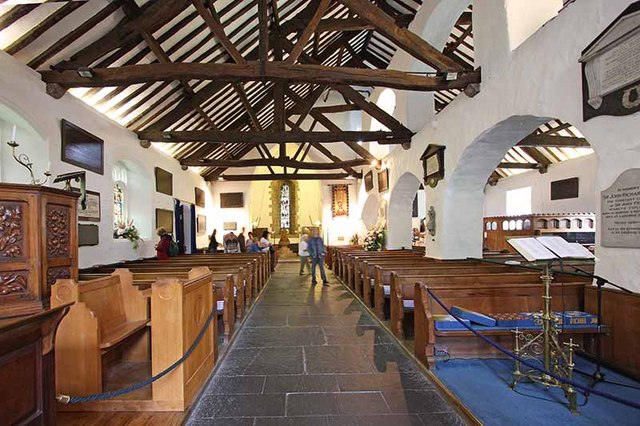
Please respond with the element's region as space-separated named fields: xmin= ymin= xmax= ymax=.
xmin=186 ymin=263 xmax=466 ymax=426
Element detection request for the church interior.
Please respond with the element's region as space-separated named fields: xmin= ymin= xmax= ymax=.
xmin=0 ymin=0 xmax=639 ymax=425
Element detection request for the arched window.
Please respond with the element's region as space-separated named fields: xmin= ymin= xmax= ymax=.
xmin=112 ymin=163 xmax=128 ymax=228
xmin=280 ymin=183 xmax=290 ymax=230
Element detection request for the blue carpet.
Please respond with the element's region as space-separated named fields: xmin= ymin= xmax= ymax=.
xmin=434 ymin=357 xmax=640 ymax=425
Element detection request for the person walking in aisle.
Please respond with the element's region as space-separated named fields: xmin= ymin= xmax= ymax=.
xmin=308 ymin=229 xmax=328 ymax=286
xmin=298 ymin=234 xmax=310 ymax=275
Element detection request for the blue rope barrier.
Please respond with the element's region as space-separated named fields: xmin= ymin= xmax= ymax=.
xmin=57 ymin=307 xmax=217 ymax=404
xmin=425 ymin=288 xmax=640 ymax=410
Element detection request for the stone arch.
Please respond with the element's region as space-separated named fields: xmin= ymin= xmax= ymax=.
xmin=387 ymin=172 xmax=422 ymax=249
xmin=361 ymin=193 xmax=380 ymax=230
xmin=438 ymin=114 xmax=599 ymax=258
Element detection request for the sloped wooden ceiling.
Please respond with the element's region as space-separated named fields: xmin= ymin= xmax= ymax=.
xmin=0 ymin=0 xmax=481 ymax=181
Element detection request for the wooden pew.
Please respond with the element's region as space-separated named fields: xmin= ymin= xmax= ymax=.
xmin=79 ymin=268 xmax=239 ymax=340
xmin=51 ymin=273 xmax=150 ymax=397
xmin=413 ymin=281 xmax=599 ymax=369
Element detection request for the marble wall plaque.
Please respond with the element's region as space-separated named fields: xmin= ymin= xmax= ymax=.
xmin=601 ymin=168 xmax=640 ymax=248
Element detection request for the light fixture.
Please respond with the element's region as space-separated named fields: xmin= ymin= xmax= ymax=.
xmin=161 ymin=132 xmax=172 ymax=140
xmin=217 ymin=176 xmax=224 ymax=181
xmin=76 ymin=67 xmax=93 ymax=78
xmin=445 ymin=72 xmax=458 ymax=81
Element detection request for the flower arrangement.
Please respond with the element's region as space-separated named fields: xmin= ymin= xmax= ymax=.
xmin=363 ymin=225 xmax=385 ymax=251
xmin=113 ymin=219 xmax=143 ymax=249
xmin=349 ymin=233 xmax=360 ymax=245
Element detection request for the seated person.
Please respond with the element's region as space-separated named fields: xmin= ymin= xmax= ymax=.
xmin=224 ymin=231 xmax=241 ymax=253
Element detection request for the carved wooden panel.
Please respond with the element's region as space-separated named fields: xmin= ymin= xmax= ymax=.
xmin=0 ymin=271 xmax=29 ymax=296
xmin=46 ymin=205 xmax=70 ymax=258
xmin=46 ymin=267 xmax=71 ymax=289
xmin=0 ymin=202 xmax=24 ymax=260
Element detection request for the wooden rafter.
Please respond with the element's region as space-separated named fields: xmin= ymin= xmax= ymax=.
xmin=137 ymin=130 xmax=407 ymax=144
xmin=338 ymin=0 xmax=464 ymax=72
xmin=41 ymin=63 xmax=480 ymax=94
xmin=181 ymin=158 xmax=368 ymax=169
xmin=516 ymin=134 xmax=590 ymax=148
xmin=285 ymin=0 xmax=332 ymax=65
xmin=213 ymin=173 xmax=360 ymax=181
xmin=191 ymin=0 xmax=247 ymax=64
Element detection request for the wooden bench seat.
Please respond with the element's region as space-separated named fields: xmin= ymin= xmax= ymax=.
xmin=100 ymin=320 xmax=148 ymax=350
xmin=413 ymin=282 xmax=603 ymax=368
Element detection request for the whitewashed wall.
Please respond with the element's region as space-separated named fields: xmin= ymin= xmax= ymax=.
xmin=484 ymin=154 xmax=597 ymax=216
xmin=0 ymin=51 xmax=214 ymax=268
xmin=380 ymin=0 xmax=640 ymax=291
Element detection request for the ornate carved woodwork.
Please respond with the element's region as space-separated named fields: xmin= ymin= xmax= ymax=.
xmin=46 ymin=205 xmax=71 ymax=258
xmin=0 ymin=184 xmax=78 ymax=316
xmin=0 ymin=202 xmax=24 ymax=259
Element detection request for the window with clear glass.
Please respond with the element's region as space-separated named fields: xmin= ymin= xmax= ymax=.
xmin=280 ymin=183 xmax=290 ymax=230
xmin=506 ymin=187 xmax=532 ymax=216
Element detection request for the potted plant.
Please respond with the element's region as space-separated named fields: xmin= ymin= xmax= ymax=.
xmin=113 ymin=219 xmax=143 ymax=249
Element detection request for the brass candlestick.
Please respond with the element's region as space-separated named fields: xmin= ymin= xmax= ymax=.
xmin=510 ymin=262 xmax=578 ymax=413
xmin=7 ymin=141 xmax=51 ymax=185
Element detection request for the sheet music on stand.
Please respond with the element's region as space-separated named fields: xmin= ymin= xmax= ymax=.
xmin=508 ymin=236 xmax=595 ymax=262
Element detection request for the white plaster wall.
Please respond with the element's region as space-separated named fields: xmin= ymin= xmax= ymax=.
xmin=484 ymin=154 xmax=597 ymax=216
xmin=382 ymin=0 xmax=640 ymax=291
xmin=505 ymin=0 xmax=563 ymax=50
xmin=0 ymin=51 xmax=214 ymax=268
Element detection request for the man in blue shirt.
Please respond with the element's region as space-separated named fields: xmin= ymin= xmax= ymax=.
xmin=307 ymin=228 xmax=329 ymax=286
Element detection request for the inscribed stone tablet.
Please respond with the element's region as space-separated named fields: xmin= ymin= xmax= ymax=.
xmin=601 ymin=168 xmax=640 ymax=248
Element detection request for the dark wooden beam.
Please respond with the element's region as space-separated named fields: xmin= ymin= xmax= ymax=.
xmin=516 ymin=134 xmax=590 ymax=148
xmin=41 ymin=63 xmax=480 ymax=92
xmin=54 ymin=0 xmax=191 ymax=69
xmin=258 ymin=0 xmax=269 ymax=65
xmin=137 ymin=129 xmax=407 ymax=144
xmin=498 ymin=162 xmax=540 ymax=169
xmin=233 ymin=83 xmax=263 ymax=130
xmin=285 ymin=0 xmax=331 ymax=64
xmin=213 ymin=173 xmax=361 ymax=181
xmin=338 ymin=0 xmax=464 ymax=72
xmin=28 ymin=1 xmax=123 ymax=69
xmin=181 ymin=158 xmax=368 ymax=169
xmin=192 ymin=0 xmax=246 ymax=64
xmin=5 ymin=1 xmax=85 ymax=55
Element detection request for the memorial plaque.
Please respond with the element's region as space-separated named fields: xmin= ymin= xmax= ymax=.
xmin=601 ymin=168 xmax=640 ymax=248
xmin=580 ymin=2 xmax=640 ymax=121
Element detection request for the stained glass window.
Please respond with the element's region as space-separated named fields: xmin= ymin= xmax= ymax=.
xmin=113 ymin=184 xmax=125 ymax=227
xmin=280 ymin=183 xmax=290 ymax=230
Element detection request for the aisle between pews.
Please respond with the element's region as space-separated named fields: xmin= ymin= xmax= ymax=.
xmin=186 ymin=263 xmax=469 ymax=425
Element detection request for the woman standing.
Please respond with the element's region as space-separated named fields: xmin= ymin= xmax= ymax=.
xmin=208 ymin=229 xmax=219 ymax=253
xmin=155 ymin=227 xmax=171 ymax=260
xmin=298 ymin=234 xmax=310 ymax=275
xmin=259 ymin=230 xmax=272 ymax=253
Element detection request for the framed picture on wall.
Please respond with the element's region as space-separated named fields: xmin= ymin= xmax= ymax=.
xmin=223 ymin=222 xmax=237 ymax=231
xmin=155 ymin=167 xmax=173 ymax=196
xmin=377 ymin=169 xmax=389 ymax=193
xmin=195 ymin=187 xmax=206 ymax=207
xmin=61 ymin=119 xmax=104 ymax=175
xmin=220 ymin=192 xmax=243 ymax=208
xmin=155 ymin=208 xmax=174 ymax=233
xmin=196 ymin=214 xmax=207 ymax=234
xmin=77 ymin=190 xmax=101 ymax=222
xmin=331 ymin=184 xmax=349 ymax=217
xmin=364 ymin=170 xmax=374 ymax=192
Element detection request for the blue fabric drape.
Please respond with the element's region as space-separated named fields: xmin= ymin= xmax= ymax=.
xmin=174 ymin=199 xmax=185 ymax=255
xmin=190 ymin=204 xmax=197 ymax=253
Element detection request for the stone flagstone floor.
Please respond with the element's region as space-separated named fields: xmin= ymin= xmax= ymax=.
xmin=186 ymin=263 xmax=466 ymax=425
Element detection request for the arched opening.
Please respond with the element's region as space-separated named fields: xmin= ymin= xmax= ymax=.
xmin=0 ymin=102 xmax=49 ymax=184
xmin=444 ymin=115 xmax=596 ymax=258
xmin=387 ymin=172 xmax=422 ymax=250
xmin=369 ymin=89 xmax=396 ymax=159
xmin=111 ymin=159 xmax=153 ymax=240
xmin=361 ymin=193 xmax=380 ymax=230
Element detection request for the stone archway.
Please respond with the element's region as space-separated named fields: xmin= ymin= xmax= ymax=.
xmin=361 ymin=193 xmax=380 ymax=230
xmin=387 ymin=172 xmax=422 ymax=249
xmin=438 ymin=115 xmax=553 ymax=258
